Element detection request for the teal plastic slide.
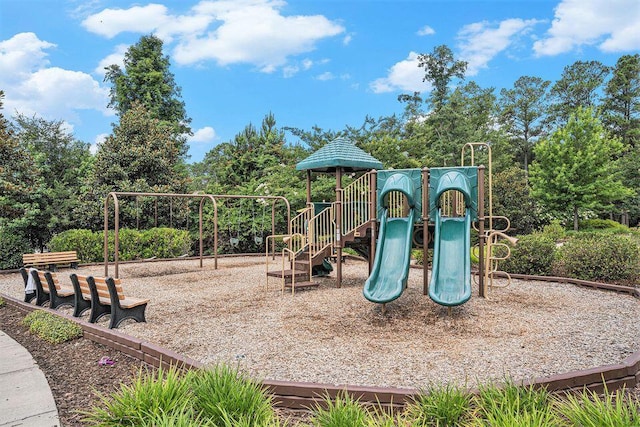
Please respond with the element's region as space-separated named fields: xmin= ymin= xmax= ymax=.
xmin=363 ymin=209 xmax=415 ymax=303
xmin=364 ymin=172 xmax=417 ymax=304
xmin=428 ymin=208 xmax=472 ymax=307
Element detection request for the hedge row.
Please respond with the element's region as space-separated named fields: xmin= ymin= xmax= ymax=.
xmin=500 ymin=229 xmax=640 ymax=285
xmin=48 ymin=228 xmax=191 ymax=263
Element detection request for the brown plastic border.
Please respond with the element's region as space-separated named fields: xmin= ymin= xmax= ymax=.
xmin=2 ymin=273 xmax=638 ymax=409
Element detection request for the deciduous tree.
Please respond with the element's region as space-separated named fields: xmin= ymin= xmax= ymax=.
xmin=529 ymin=107 xmax=632 ymax=230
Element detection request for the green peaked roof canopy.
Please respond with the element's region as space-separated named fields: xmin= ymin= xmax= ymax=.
xmin=296 ymin=137 xmax=383 ymax=172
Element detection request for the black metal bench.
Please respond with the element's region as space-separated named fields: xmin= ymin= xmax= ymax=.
xmin=70 ymin=274 xmax=148 ymax=329
xmin=30 ymin=269 xmax=75 ymax=309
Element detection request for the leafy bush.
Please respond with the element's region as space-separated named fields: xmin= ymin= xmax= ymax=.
xmin=0 ymin=296 xmax=5 ymax=307
xmin=22 ymin=310 xmax=83 ymax=344
xmin=49 ymin=229 xmax=102 ymax=263
xmin=579 ymin=218 xmax=628 ymax=231
xmin=115 ymin=228 xmax=143 ymax=261
xmin=0 ymin=227 xmax=31 ymax=269
xmin=47 ymin=227 xmax=192 ymax=263
xmin=139 ymin=228 xmax=190 ymax=259
xmin=499 ymin=233 xmax=556 ymax=276
xmin=542 ymin=220 xmax=566 ymax=242
xmin=555 ymin=234 xmax=640 ymax=283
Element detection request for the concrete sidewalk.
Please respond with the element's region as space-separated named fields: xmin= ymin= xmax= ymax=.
xmin=0 ymin=330 xmax=59 ymax=427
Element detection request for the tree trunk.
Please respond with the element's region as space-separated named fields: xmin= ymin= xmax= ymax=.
xmin=573 ymin=205 xmax=579 ymax=231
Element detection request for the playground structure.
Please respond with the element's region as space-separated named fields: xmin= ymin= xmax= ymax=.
xmin=267 ymin=138 xmax=514 ymax=307
xmin=103 ymin=192 xmax=291 ymax=278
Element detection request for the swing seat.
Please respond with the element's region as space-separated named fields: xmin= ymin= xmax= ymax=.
xmin=254 ymin=236 xmax=264 ymax=245
xmin=230 ymin=237 xmax=240 ymax=247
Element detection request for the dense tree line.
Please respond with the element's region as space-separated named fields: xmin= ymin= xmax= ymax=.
xmin=1 ymin=36 xmax=638 ymax=259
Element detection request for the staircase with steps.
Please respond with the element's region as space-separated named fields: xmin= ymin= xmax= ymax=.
xmin=266 ymin=172 xmax=378 ymax=294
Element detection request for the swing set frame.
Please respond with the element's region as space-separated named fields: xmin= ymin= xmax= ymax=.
xmin=104 ymin=192 xmax=291 ymax=278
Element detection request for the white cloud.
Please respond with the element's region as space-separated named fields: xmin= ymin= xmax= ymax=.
xmin=189 ymin=126 xmax=217 ymax=143
xmin=343 ymin=33 xmax=353 ymax=45
xmin=457 ymin=18 xmax=541 ymax=76
xmin=0 ymin=32 xmax=55 ymax=84
xmin=81 ymin=4 xmax=170 ymax=38
xmin=282 ymin=65 xmax=299 ymax=78
xmin=82 ymin=0 xmax=345 ymax=73
xmin=94 ymin=44 xmax=128 ymax=77
xmin=316 ymin=71 xmax=334 ymax=81
xmin=0 ymin=33 xmax=111 ymax=123
xmin=369 ymin=52 xmax=430 ymax=94
xmin=417 ymin=25 xmax=435 ymax=36
xmin=534 ymin=0 xmax=640 ymax=55
xmin=92 ymin=133 xmax=109 ymax=154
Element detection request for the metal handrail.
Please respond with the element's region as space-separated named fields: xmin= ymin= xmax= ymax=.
xmin=340 ymin=172 xmax=372 ymax=234
xmin=308 ymin=204 xmax=336 ymax=262
xmin=265 ymin=233 xmax=306 ymax=292
xmin=291 ymin=206 xmax=313 ymax=236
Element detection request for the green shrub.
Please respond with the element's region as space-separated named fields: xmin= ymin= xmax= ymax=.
xmin=542 ymin=220 xmax=566 ymax=242
xmin=47 ymin=227 xmax=193 ymax=263
xmin=0 ymin=297 xmax=5 ymax=307
xmin=22 ymin=310 xmax=83 ymax=344
xmin=49 ymin=229 xmax=102 ymax=263
xmin=190 ymin=364 xmax=276 ymax=426
xmin=0 ymin=227 xmax=31 ymax=269
xmin=579 ymin=218 xmax=628 ymax=231
xmin=405 ymin=383 xmax=472 ymax=426
xmin=500 ymin=233 xmax=556 ymax=276
xmin=555 ymin=234 xmax=640 ymax=283
xmin=116 ymin=228 xmax=143 ymax=261
xmin=139 ymin=228 xmax=191 ymax=259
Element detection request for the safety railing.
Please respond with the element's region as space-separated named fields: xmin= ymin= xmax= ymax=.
xmin=291 ymin=206 xmax=313 ymax=236
xmin=265 ymin=233 xmax=306 ymax=292
xmin=308 ymin=203 xmax=336 ymax=263
xmin=341 ymin=172 xmax=373 ymax=235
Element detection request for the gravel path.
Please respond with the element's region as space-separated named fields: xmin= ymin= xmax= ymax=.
xmin=2 ymin=256 xmax=638 ymax=390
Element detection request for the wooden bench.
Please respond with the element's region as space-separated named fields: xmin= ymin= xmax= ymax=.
xmin=23 ymin=251 xmax=79 ymax=271
xmin=70 ymin=274 xmax=149 ymax=329
xmin=29 ymin=269 xmax=75 ymax=309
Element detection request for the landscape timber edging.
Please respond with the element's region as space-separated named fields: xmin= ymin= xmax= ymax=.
xmin=2 ymin=274 xmax=639 ymax=410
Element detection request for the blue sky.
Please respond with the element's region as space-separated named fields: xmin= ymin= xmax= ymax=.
xmin=1 ymin=0 xmax=639 ymax=162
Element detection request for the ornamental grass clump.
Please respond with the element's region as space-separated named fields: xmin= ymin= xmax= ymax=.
xmin=190 ymin=364 xmax=277 ymax=426
xmin=308 ymin=392 xmax=370 ymax=426
xmin=83 ymin=365 xmax=193 ymax=427
xmin=21 ymin=310 xmax=82 ymax=344
xmin=555 ymin=386 xmax=640 ymax=426
xmin=404 ymin=383 xmax=473 ymax=426
xmin=472 ymin=379 xmax=559 ymax=426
